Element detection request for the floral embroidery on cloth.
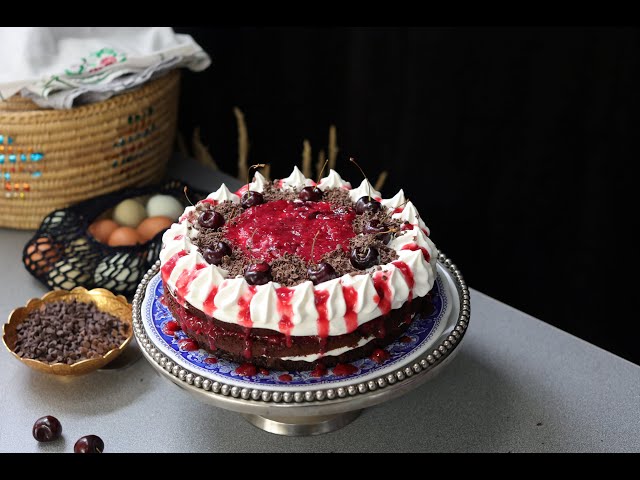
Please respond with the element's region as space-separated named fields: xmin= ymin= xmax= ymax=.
xmin=65 ymin=48 xmax=127 ymax=77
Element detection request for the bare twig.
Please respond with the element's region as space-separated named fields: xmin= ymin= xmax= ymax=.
xmin=328 ymin=125 xmax=338 ymax=170
xmin=302 ymin=139 xmax=312 ymax=177
xmin=234 ymin=107 xmax=249 ymax=180
xmin=192 ymin=126 xmax=219 ymax=170
xmin=374 ymin=170 xmax=388 ymax=192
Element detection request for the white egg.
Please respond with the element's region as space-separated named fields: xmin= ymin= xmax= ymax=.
xmin=146 ymin=195 xmax=184 ymax=220
xmin=113 ymin=199 xmax=147 ymax=228
xmin=94 ymin=253 xmax=143 ymax=294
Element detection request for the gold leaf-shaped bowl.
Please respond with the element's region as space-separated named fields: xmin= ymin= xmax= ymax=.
xmin=2 ymin=287 xmax=133 ymax=376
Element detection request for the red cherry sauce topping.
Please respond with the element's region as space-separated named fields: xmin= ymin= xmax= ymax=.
xmin=342 ymin=285 xmax=359 ymax=333
xmin=310 ymin=363 xmax=328 ymax=378
xmin=278 ymin=373 xmax=293 ymax=382
xmin=372 ymin=272 xmax=392 ymax=315
xmin=314 ymin=290 xmax=330 ymax=353
xmin=161 ymin=250 xmax=187 ymax=283
xmin=370 ymin=348 xmax=390 ymax=364
xmin=259 ymin=368 xmax=270 ymax=376
xmin=204 ymin=356 xmax=218 ymax=364
xmin=401 ymin=243 xmax=430 ymax=262
xmin=333 ymin=363 xmax=358 ymax=376
xmin=392 ymin=260 xmax=415 ymax=301
xmin=162 ymin=320 xmax=181 ymax=336
xmin=178 ymin=338 xmax=199 ymax=351
xmin=400 ymin=335 xmax=412 ymax=343
xmin=235 ymin=363 xmax=257 ymax=377
xmin=225 ymin=200 xmax=356 ymax=262
xmin=276 ymin=287 xmax=295 ymax=347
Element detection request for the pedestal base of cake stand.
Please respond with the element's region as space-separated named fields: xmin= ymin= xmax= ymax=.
xmin=241 ymin=410 xmax=362 ymax=436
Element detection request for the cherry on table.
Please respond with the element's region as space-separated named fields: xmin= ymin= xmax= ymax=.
xmin=350 ymin=246 xmax=379 ymax=269
xmin=241 ymin=191 xmax=265 ymax=209
xmin=32 ymin=415 xmax=62 ymax=442
xmin=298 ymin=186 xmax=323 ymax=202
xmin=245 ymin=262 xmax=272 ymax=285
xmin=355 ymin=196 xmax=382 ymax=215
xmin=308 ymin=262 xmax=338 ymax=285
xmin=74 ymin=435 xmax=104 ymax=453
xmin=198 ymin=210 xmax=224 ymax=230
xmin=202 ymin=241 xmax=232 ymax=265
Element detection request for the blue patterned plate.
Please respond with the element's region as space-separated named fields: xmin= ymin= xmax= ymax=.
xmin=141 ymin=265 xmax=455 ymax=392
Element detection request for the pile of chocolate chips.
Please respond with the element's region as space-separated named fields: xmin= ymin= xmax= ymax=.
xmin=14 ymin=299 xmax=129 ymax=365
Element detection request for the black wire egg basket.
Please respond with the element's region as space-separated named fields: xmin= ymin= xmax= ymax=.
xmin=22 ymin=179 xmax=208 ymax=299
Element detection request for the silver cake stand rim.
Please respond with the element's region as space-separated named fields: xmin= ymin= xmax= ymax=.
xmin=132 ymin=252 xmax=470 ymax=435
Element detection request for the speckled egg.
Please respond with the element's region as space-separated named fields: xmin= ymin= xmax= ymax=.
xmin=113 ymin=199 xmax=147 ymax=228
xmin=146 ymin=195 xmax=184 ymax=220
xmin=94 ymin=253 xmax=143 ymax=294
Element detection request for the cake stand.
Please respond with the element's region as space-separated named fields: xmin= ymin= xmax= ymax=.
xmin=132 ymin=252 xmax=470 ymax=436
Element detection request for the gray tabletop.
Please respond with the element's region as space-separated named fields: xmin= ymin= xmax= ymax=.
xmin=1 ymin=157 xmax=638 ymax=452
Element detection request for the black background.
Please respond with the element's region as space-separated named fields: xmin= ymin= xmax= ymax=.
xmin=172 ymin=27 xmax=638 ymax=364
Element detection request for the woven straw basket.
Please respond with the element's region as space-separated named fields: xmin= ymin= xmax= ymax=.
xmin=0 ymin=70 xmax=180 ymax=229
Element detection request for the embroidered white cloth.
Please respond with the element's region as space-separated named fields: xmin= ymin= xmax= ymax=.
xmin=0 ymin=27 xmax=211 ymax=109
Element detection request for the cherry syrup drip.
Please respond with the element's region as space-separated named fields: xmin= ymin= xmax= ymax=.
xmin=314 ymin=290 xmax=330 ymax=353
xmin=259 ymin=368 xmax=270 ymax=376
xmin=333 ymin=363 xmax=358 ymax=376
xmin=162 ymin=320 xmax=181 ymax=337
xmin=235 ymin=363 xmax=257 ymax=377
xmin=237 ymin=286 xmax=257 ymax=328
xmin=400 ymin=335 xmax=412 ymax=344
xmin=401 ymin=243 xmax=430 ymax=262
xmin=392 ymin=260 xmax=415 ymax=301
xmin=202 ymin=286 xmax=219 ymax=317
xmin=310 ymin=363 xmax=328 ymax=378
xmin=370 ymin=348 xmax=390 ymax=364
xmin=177 ymin=338 xmax=199 ymax=352
xmin=175 ymin=263 xmax=206 ymax=301
xmin=161 ymin=250 xmax=187 ymax=283
xmin=373 ymin=272 xmax=392 ymax=315
xmin=204 ymin=356 xmax=218 ymax=364
xmin=278 ymin=374 xmax=293 ymax=382
xmin=342 ymin=285 xmax=359 ymax=333
xmin=276 ymin=287 xmax=295 ymax=347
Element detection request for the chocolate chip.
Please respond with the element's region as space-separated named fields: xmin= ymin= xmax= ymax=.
xmin=13 ymin=299 xmax=128 ymax=365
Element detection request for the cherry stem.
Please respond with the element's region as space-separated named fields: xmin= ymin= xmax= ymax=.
xmin=375 ymin=228 xmax=398 ymax=236
xmin=247 ymin=163 xmax=267 ymax=187
xmin=396 ymin=198 xmax=411 ymax=209
xmin=349 ymin=157 xmax=371 ymax=200
xmin=316 ymin=159 xmax=329 ymax=185
xmin=247 ymin=228 xmax=260 ymax=251
xmin=183 ymin=186 xmax=195 ymax=207
xmin=310 ymin=229 xmax=321 ymax=264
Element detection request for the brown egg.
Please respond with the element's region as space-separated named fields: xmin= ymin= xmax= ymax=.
xmin=25 ymin=237 xmax=63 ymax=273
xmin=107 ymin=227 xmax=143 ymax=247
xmin=88 ymin=219 xmax=119 ymax=243
xmin=137 ymin=216 xmax=174 ymax=242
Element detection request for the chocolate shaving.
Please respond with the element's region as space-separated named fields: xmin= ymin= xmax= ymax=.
xmin=220 ymin=248 xmax=249 ymax=278
xmin=270 ymin=253 xmax=309 ymax=286
xmin=193 ymin=230 xmax=225 ymax=251
xmin=321 ymin=187 xmax=353 ymax=208
xmin=213 ymin=201 xmax=243 ymax=222
xmin=321 ymin=248 xmax=360 ymax=277
xmin=261 ymin=182 xmax=299 ymax=202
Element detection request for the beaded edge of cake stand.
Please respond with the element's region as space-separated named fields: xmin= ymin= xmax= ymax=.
xmin=131 ymin=253 xmax=470 ymax=404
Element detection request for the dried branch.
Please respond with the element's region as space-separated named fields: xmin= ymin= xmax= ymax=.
xmin=234 ymin=107 xmax=249 ymax=180
xmin=302 ymin=139 xmax=312 ymax=177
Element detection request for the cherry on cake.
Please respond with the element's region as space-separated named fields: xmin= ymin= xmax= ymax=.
xmin=160 ymin=166 xmax=438 ymax=372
